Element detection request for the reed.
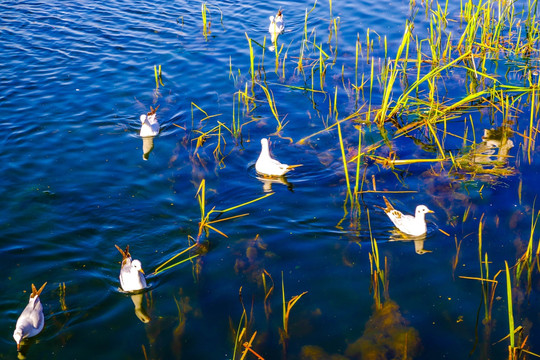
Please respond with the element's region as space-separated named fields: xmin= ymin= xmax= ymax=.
xmin=151 ymin=243 xmax=199 ymax=276
xmin=154 ymin=65 xmax=163 ymax=89
xmin=232 ymin=287 xmax=250 ymax=360
xmin=201 ymin=2 xmax=209 ymax=41
xmin=376 ymin=23 xmax=412 ymax=125
xmin=58 ymin=282 xmax=67 ymax=312
xmin=515 ymin=205 xmax=540 ymax=292
xmin=262 ymin=269 xmax=274 ymax=319
xmin=367 ymin=209 xmax=388 ymax=309
xmin=245 ymin=33 xmax=255 ymax=90
xmin=195 ymin=179 xmax=274 ymax=241
xmin=336 ymin=113 xmax=352 ymax=201
xmin=505 ymin=261 xmax=516 ymax=357
xmin=258 ymin=83 xmax=285 ymax=133
xmin=241 ymin=332 xmax=264 ymax=360
xmin=458 ymin=214 xmax=504 ymax=324
xmin=279 ymin=271 xmax=307 ymax=356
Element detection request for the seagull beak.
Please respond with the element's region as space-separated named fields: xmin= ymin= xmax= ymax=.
xmin=139 ymin=268 xmax=145 ymax=275
xmin=17 ymin=343 xmax=20 ymax=351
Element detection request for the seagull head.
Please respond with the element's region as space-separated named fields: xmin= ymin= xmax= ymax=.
xmin=260 ymin=138 xmax=271 ymax=157
xmin=132 ymin=259 xmax=145 ymax=275
xmin=140 ymin=114 xmax=147 ymax=124
xmin=415 ymin=205 xmax=433 ymax=217
xmin=13 ymin=330 xmax=22 ymax=351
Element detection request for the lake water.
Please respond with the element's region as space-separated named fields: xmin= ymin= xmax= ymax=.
xmin=1 ymin=0 xmax=540 ymax=359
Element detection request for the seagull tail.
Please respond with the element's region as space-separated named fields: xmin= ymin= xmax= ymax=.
xmin=382 ymin=196 xmax=395 ymax=212
xmin=147 ymin=104 xmax=160 ymax=116
xmin=31 ymin=282 xmax=47 ymax=298
xmin=115 ymin=244 xmax=130 ymax=260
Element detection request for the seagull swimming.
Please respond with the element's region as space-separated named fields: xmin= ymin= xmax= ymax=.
xmin=139 ymin=105 xmax=160 ymax=137
xmin=115 ymin=245 xmax=147 ymax=292
xmin=255 ymin=138 xmax=301 ymax=177
xmin=13 ymin=282 xmax=47 ymax=351
xmin=376 ymin=196 xmax=433 ymax=236
xmin=268 ymin=9 xmax=284 ymax=49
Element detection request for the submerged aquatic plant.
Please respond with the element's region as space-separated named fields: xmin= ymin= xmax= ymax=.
xmin=279 ymin=272 xmax=307 ymax=357
xmin=345 ymin=300 xmax=421 ymax=360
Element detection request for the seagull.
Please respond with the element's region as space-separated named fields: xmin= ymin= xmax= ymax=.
xmin=375 ymin=196 xmax=433 ymax=236
xmin=140 ymin=105 xmax=160 ymax=137
xmin=268 ymin=9 xmax=284 ymax=49
xmin=115 ymin=244 xmax=147 ymax=292
xmin=255 ymin=138 xmax=301 ymax=177
xmin=13 ymin=282 xmax=47 ymax=351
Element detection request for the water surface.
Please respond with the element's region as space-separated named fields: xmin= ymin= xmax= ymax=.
xmin=1 ymin=0 xmax=540 ymax=359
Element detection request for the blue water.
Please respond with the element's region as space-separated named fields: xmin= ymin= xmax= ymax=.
xmin=1 ymin=0 xmax=540 ymax=359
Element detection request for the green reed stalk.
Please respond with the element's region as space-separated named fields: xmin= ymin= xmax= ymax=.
xmin=232 ymin=309 xmax=247 ymax=360
xmin=201 ymin=2 xmax=209 ymax=41
xmin=355 ymin=35 xmax=359 ymax=105
xmin=258 ymin=83 xmax=283 ymax=132
xmin=280 ymin=272 xmax=308 ymax=341
xmin=245 ymin=33 xmax=255 ymax=90
xmin=298 ymin=40 xmax=305 ymax=75
xmin=378 ymin=23 xmax=411 ymax=124
xmin=154 ymin=65 xmax=163 ymax=89
xmin=366 ymin=29 xmax=371 ymax=61
xmin=353 ymin=125 xmax=363 ymax=197
xmin=516 ymin=206 xmax=539 ymax=287
xmin=505 ymin=261 xmax=515 ymax=352
xmin=477 ymin=214 xmax=491 ymax=322
xmin=528 ymin=87 xmax=535 ymax=164
xmin=232 ymin=92 xmax=240 ymax=137
xmin=304 ymin=1 xmax=317 ymax=44
xmin=337 ymin=116 xmax=353 ymax=201
xmin=332 ymin=17 xmax=339 ymax=64
xmin=328 ymin=0 xmax=332 ymax=17
xmin=319 ymin=45 xmax=326 ymax=90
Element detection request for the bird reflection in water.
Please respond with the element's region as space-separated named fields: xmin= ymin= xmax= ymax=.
xmin=130 ymin=293 xmax=151 ymax=323
xmin=142 ymin=137 xmax=155 ymax=161
xmin=256 ymin=175 xmax=294 ymax=192
xmin=139 ymin=105 xmax=160 ymax=160
xmin=389 ymin=230 xmax=432 ymax=255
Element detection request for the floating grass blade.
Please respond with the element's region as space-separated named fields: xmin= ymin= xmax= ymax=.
xmin=196 ymin=179 xmax=274 ymax=240
xmin=152 ymin=243 xmax=199 ymax=276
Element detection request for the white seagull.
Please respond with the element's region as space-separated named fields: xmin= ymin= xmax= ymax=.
xmin=268 ymin=9 xmax=284 ymax=48
xmin=13 ymin=282 xmax=47 ymax=351
xmin=115 ymin=244 xmax=147 ymax=292
xmin=139 ymin=105 xmax=160 ymax=137
xmin=376 ymin=196 xmax=433 ymax=236
xmin=255 ymin=138 xmax=301 ymax=177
